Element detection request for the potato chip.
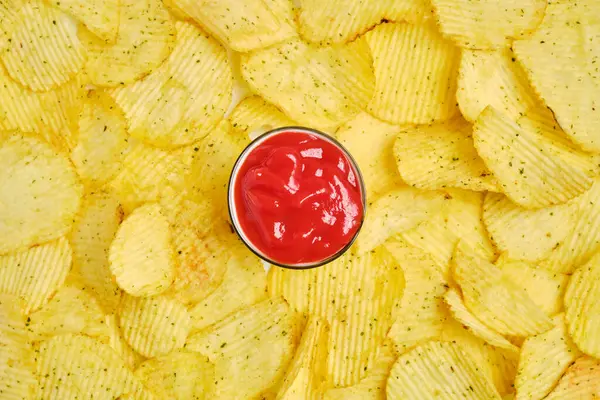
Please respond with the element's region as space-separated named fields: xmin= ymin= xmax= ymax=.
xmin=119 ymin=295 xmax=191 ymax=358
xmin=0 ymin=0 xmax=23 ymax=52
xmin=35 ymin=334 xmax=150 ymax=399
xmin=336 ymin=113 xmax=404 ymax=199
xmin=386 ymin=341 xmax=501 ymax=399
xmin=366 ymin=22 xmax=459 ymax=125
xmin=105 ymin=314 xmax=144 ymax=369
xmin=186 ymin=298 xmax=302 ymax=399
xmin=513 ymin=0 xmax=600 ymax=152
xmin=483 ymin=192 xmax=577 ymax=263
xmin=2 ymin=0 xmax=85 ymax=91
xmin=297 ymin=0 xmax=432 ymax=45
xmin=0 ymin=134 xmax=82 ymax=254
xmin=355 ymin=186 xmax=445 ymax=254
xmin=0 ymin=237 xmax=71 ymax=313
xmin=431 ymin=0 xmax=545 ymax=49
xmin=171 ymin=0 xmax=296 ymax=52
xmin=394 ymin=117 xmax=499 ymax=192
xmin=515 ymin=315 xmax=581 ymax=400
xmin=49 ymin=0 xmax=119 ymax=43
xmin=111 ymin=21 xmax=232 ymax=148
xmin=544 ymin=356 xmax=600 ymax=399
xmin=81 ymin=0 xmax=175 ymax=86
xmin=135 ymin=350 xmax=215 ymax=399
xmin=496 ymin=256 xmax=568 ymax=316
xmin=229 ymin=95 xmax=295 ymax=137
xmin=473 ymin=107 xmax=597 ymax=209
xmin=564 ymin=252 xmax=600 ymax=358
xmin=109 ymin=203 xmax=175 ymax=297
xmin=241 ymin=37 xmax=375 ymax=132
xmin=444 ymin=288 xmax=518 ymax=353
xmin=453 ymin=248 xmax=553 ymax=337
xmin=457 ymin=49 xmax=540 ymax=122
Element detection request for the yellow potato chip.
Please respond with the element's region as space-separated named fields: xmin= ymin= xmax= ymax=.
xmin=109 ymin=203 xmax=175 ymax=297
xmin=431 ymin=0 xmax=545 ymax=49
xmin=544 ymin=356 xmax=600 ymax=399
xmin=394 ymin=117 xmax=499 ymax=192
xmin=355 ymin=186 xmax=446 ymax=254
xmin=49 ymin=0 xmax=119 ymax=43
xmin=515 ymin=315 xmax=581 ymax=400
xmin=297 ymin=0 xmax=432 ymax=45
xmin=0 ymin=134 xmax=82 ymax=254
xmin=496 ymin=256 xmax=569 ymax=316
xmin=71 ymin=91 xmax=129 ymax=186
xmin=473 ymin=107 xmax=597 ymax=209
xmin=241 ymin=37 xmax=375 ymax=132
xmin=105 ymin=314 xmax=144 ymax=369
xmin=119 ymin=295 xmax=191 ymax=358
xmin=35 ymin=334 xmax=150 ymax=399
xmin=2 ymin=0 xmax=85 ymax=91
xmin=0 ymin=237 xmax=71 ymax=313
xmin=111 ymin=21 xmax=232 ymax=148
xmin=457 ymin=49 xmax=540 ymax=122
xmin=564 ymin=252 xmax=600 ymax=358
xmin=513 ymin=0 xmax=600 ymax=152
xmin=229 ymin=95 xmax=295 ymax=137
xmin=81 ymin=0 xmax=175 ymax=86
xmin=336 ymin=112 xmax=404 ymax=199
xmin=135 ymin=350 xmax=215 ymax=399
xmin=186 ymin=298 xmax=302 ymax=399
xmin=0 ymin=0 xmax=23 ymax=52
xmin=171 ymin=0 xmax=296 ymax=52
xmin=386 ymin=341 xmax=501 ymax=399
xmin=366 ymin=22 xmax=460 ymax=125
xmin=453 ymin=248 xmax=553 ymax=337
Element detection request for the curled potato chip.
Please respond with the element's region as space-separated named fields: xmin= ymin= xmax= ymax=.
xmin=474 ymin=107 xmax=597 ymax=209
xmin=241 ymin=37 xmax=375 ymax=132
xmin=513 ymin=0 xmax=600 ymax=152
xmin=0 ymin=134 xmax=82 ymax=254
xmin=49 ymin=0 xmax=119 ymax=43
xmin=386 ymin=341 xmax=501 ymax=399
xmin=431 ymin=0 xmax=545 ymax=49
xmin=394 ymin=117 xmax=499 ymax=192
xmin=544 ymin=356 xmax=600 ymax=399
xmin=81 ymin=0 xmax=175 ymax=86
xmin=119 ymin=295 xmax=191 ymax=358
xmin=111 ymin=21 xmax=232 ymax=148
xmin=229 ymin=95 xmax=295 ymax=137
xmin=171 ymin=0 xmax=296 ymax=52
xmin=366 ymin=22 xmax=460 ymax=125
xmin=0 ymin=237 xmax=71 ymax=313
xmin=109 ymin=203 xmax=175 ymax=297
xmin=336 ymin=112 xmax=404 ymax=199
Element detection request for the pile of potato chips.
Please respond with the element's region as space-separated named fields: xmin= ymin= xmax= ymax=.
xmin=1 ymin=0 xmax=599 ymax=398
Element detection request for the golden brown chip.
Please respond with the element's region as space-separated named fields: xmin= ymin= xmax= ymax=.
xmin=545 ymin=356 xmax=600 ymax=399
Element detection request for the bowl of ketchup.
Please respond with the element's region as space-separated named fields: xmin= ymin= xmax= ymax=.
xmin=228 ymin=127 xmax=366 ymax=269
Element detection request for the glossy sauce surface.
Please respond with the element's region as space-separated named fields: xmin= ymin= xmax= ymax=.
xmin=233 ymin=131 xmax=364 ymax=265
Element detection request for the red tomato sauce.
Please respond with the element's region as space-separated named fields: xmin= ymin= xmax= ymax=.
xmin=231 ymin=130 xmax=364 ymax=266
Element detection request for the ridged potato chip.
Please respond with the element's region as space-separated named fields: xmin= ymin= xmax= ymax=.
xmin=453 ymin=248 xmax=553 ymax=337
xmin=0 ymin=0 xmax=22 ymax=52
xmin=119 ymin=295 xmax=191 ymax=358
xmin=394 ymin=117 xmax=499 ymax=192
xmin=0 ymin=237 xmax=71 ymax=313
xmin=171 ymin=0 xmax=296 ymax=52
xmin=135 ymin=350 xmax=215 ymax=399
xmin=105 ymin=314 xmax=144 ymax=369
xmin=111 ymin=21 xmax=232 ymax=148
xmin=49 ymin=0 xmax=119 ymax=43
xmin=186 ymin=298 xmax=302 ymax=399
xmin=71 ymin=91 xmax=129 ymax=186
xmin=515 ymin=315 xmax=581 ymax=400
xmin=386 ymin=341 xmax=501 ymax=399
xmin=366 ymin=22 xmax=460 ymax=125
xmin=81 ymin=0 xmax=175 ymax=86
xmin=336 ymin=112 xmax=404 ymax=199
xmin=229 ymin=95 xmax=295 ymax=137
xmin=457 ymin=49 xmax=540 ymax=122
xmin=544 ymin=356 xmax=600 ymax=399
xmin=431 ymin=0 xmax=545 ymax=49
xmin=2 ymin=0 xmax=85 ymax=91
xmin=0 ymin=134 xmax=82 ymax=254
xmin=473 ymin=107 xmax=597 ymax=209
xmin=109 ymin=203 xmax=175 ymax=297
xmin=241 ymin=37 xmax=375 ymax=132
xmin=513 ymin=0 xmax=600 ymax=152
